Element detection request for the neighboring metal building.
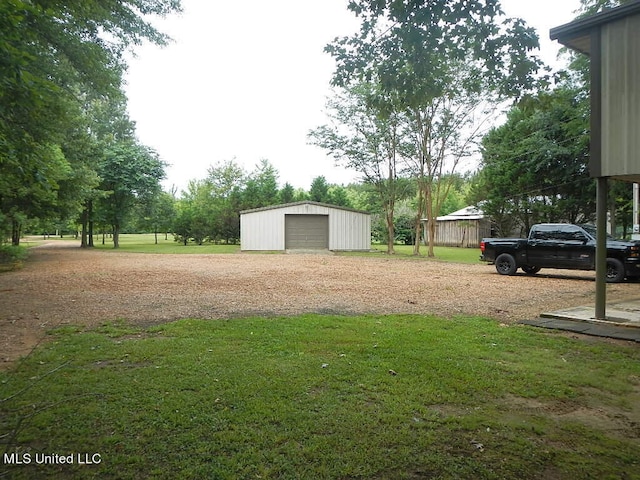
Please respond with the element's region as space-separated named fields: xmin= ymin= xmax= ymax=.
xmin=240 ymin=201 xmax=371 ymax=251
xmin=422 ymin=206 xmax=491 ymax=248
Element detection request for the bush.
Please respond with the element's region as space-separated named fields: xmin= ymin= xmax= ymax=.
xmin=371 ymin=213 xmax=418 ymax=245
xmin=0 ymin=245 xmax=28 ymax=270
xmin=394 ymin=213 xmax=416 ymax=245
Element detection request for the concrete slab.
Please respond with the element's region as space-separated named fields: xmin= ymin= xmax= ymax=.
xmin=540 ymin=298 xmax=640 ymax=328
xmin=285 ymin=249 xmax=334 ymax=255
xmin=520 ymin=318 xmax=640 ymax=342
xmin=519 ymin=297 xmax=640 ymax=342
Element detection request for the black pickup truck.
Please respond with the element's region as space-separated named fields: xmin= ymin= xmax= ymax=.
xmin=480 ymin=223 xmax=640 ymax=283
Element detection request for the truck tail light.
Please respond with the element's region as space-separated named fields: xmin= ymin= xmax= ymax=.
xmin=480 ymin=241 xmax=485 ymax=253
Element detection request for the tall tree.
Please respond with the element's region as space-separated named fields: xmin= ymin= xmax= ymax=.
xmin=309 ymin=83 xmax=408 ymax=253
xmin=473 ymin=86 xmax=594 ymax=235
xmin=403 ymin=77 xmax=493 ymax=256
xmin=325 ymin=0 xmax=543 ymax=256
xmin=242 ymin=159 xmax=280 ymax=210
xmin=309 ymin=176 xmax=331 ymax=203
xmin=327 ymin=185 xmax=353 ymax=208
xmin=206 ymin=160 xmax=246 ymax=243
xmin=76 ymin=95 xmax=138 ymax=248
xmin=0 ymin=0 xmax=181 ymax=244
xmin=279 ymin=183 xmax=296 ymax=204
xmin=173 ymin=180 xmax=215 ymax=245
xmin=58 ymin=103 xmax=106 ymax=248
xmin=98 ymin=142 xmax=166 ymax=248
xmin=472 ymin=0 xmax=632 ymax=238
xmin=136 ymin=190 xmax=176 ymax=243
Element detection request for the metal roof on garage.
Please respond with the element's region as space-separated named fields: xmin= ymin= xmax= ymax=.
xmin=239 ymin=201 xmax=369 ymax=216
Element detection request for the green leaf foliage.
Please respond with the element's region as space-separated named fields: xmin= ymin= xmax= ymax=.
xmin=327 ymin=0 xmax=544 ymax=101
xmin=309 ymin=176 xmax=331 ymax=203
xmin=242 ymin=159 xmax=280 ymax=211
xmin=473 ymin=87 xmax=594 ymax=235
xmin=0 ymin=0 xmax=181 ymax=244
xmin=98 ymin=142 xmax=166 ymax=247
xmin=324 ymin=1 xmax=546 ymax=256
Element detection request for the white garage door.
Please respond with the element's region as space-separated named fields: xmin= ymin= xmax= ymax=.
xmin=285 ymin=214 xmax=329 ymax=249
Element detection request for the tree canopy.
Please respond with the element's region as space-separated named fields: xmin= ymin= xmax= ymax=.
xmin=0 ymin=0 xmax=181 ymax=244
xmin=472 ymin=87 xmax=594 ymax=236
xmin=317 ymin=0 xmax=544 ymax=255
xmin=326 ymin=0 xmax=543 ymax=101
xmin=469 ymin=0 xmax=634 ymax=238
xmin=4 ymin=0 xmax=635 ymax=249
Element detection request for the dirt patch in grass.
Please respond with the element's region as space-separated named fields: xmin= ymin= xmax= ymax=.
xmin=504 ymin=391 xmax=640 ymax=442
xmin=0 ymin=241 xmax=637 ymax=368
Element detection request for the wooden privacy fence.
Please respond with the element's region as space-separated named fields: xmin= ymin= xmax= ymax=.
xmin=421 ymin=207 xmax=492 ymax=248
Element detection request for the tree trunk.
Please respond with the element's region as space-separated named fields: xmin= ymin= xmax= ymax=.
xmin=87 ymin=201 xmax=94 ymax=247
xmin=425 ymin=182 xmax=436 ymax=258
xmin=88 ymin=222 xmax=94 ymax=247
xmin=113 ymin=224 xmax=120 ymax=248
xmin=413 ymin=186 xmax=424 ymax=256
xmin=385 ymin=154 xmax=397 ymax=255
xmin=385 ymin=206 xmax=395 ymax=254
xmin=81 ymin=222 xmax=87 ymax=248
xmin=11 ymin=219 xmax=21 ymax=246
xmin=80 ymin=207 xmax=88 ymax=248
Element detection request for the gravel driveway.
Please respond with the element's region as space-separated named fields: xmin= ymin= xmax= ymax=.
xmin=1 ymin=241 xmax=636 ymax=367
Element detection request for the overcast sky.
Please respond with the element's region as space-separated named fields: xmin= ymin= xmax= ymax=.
xmin=124 ymin=0 xmax=583 ymax=193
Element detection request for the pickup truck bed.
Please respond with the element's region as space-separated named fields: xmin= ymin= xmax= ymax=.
xmin=480 ymin=223 xmax=640 ymax=283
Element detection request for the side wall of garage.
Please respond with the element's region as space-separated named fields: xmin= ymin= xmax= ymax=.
xmin=240 ymin=207 xmax=286 ymax=251
xmin=328 ymin=207 xmax=370 ymax=251
xmin=240 ymin=202 xmax=371 ymax=251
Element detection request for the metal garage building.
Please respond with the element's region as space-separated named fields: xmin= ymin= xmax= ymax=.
xmin=240 ymin=201 xmax=371 ymax=251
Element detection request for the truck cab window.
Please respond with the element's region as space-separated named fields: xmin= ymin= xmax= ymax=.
xmin=560 ymin=226 xmax=587 ymax=242
xmin=531 ymin=225 xmax=561 ymax=241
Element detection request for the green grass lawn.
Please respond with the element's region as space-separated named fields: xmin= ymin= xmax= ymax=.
xmin=18 ymin=234 xmax=241 ymax=254
xmin=91 ymin=234 xmax=241 ymax=254
xmin=2 ymin=315 xmax=638 ymax=479
xmin=97 ymin=235 xmax=483 ymax=263
xmin=367 ymin=243 xmax=482 ymax=263
xmin=27 ymin=234 xmax=482 ymax=263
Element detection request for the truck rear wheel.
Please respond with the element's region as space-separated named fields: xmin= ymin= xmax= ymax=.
xmin=606 ymin=258 xmax=625 ymax=283
xmin=522 ymin=265 xmax=541 ymax=275
xmin=495 ymin=253 xmax=517 ymax=276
